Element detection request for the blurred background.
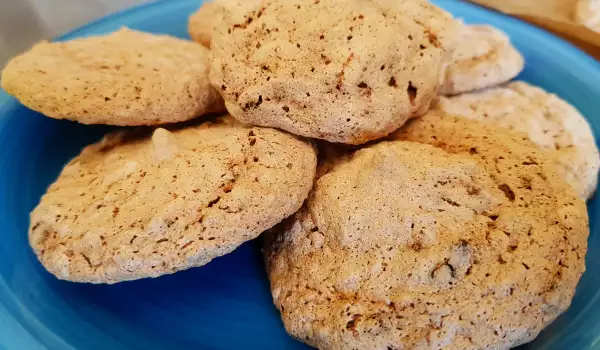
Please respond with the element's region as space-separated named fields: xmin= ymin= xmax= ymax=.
xmin=0 ymin=0 xmax=149 ymax=66
xmin=0 ymin=0 xmax=598 ymax=67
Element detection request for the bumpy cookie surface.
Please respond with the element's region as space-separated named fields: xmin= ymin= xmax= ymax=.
xmin=265 ymin=112 xmax=588 ymax=349
xmin=189 ymin=1 xmax=216 ymax=47
xmin=1 ymin=28 xmax=224 ymax=126
xmin=438 ymin=81 xmax=599 ymax=199
xmin=439 ymin=24 xmax=524 ymax=96
xmin=210 ymin=0 xmax=455 ymax=144
xmin=30 ymin=115 xmax=317 ymax=283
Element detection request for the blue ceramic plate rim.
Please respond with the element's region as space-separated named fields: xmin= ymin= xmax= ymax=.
xmin=1 ymin=0 xmax=600 ymax=349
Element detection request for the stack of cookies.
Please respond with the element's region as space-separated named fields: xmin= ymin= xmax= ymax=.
xmin=2 ymin=0 xmax=598 ymax=348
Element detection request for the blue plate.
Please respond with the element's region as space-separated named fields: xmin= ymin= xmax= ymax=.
xmin=1 ymin=0 xmax=600 ymax=349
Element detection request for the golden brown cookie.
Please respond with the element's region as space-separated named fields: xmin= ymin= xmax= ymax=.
xmin=1 ymin=28 xmax=224 ymax=126
xmin=210 ymin=0 xmax=456 ymax=144
xmin=439 ymin=24 xmax=524 ymax=96
xmin=437 ymin=81 xmax=599 ymax=199
xmin=265 ymin=112 xmax=588 ymax=349
xmin=189 ymin=1 xmax=216 ymax=47
xmin=30 ymin=115 xmax=317 ymax=284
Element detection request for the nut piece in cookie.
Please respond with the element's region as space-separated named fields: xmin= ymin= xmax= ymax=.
xmin=1 ymin=28 xmax=225 ymax=126
xmin=439 ymin=24 xmax=524 ymax=96
xmin=437 ymin=81 xmax=600 ymax=199
xmin=29 ymin=115 xmax=317 ymax=283
xmin=265 ymin=112 xmax=588 ymax=349
xmin=210 ymin=0 xmax=456 ymax=144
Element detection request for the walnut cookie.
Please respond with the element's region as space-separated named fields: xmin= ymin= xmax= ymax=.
xmin=1 ymin=28 xmax=225 ymax=126
xmin=210 ymin=0 xmax=458 ymax=144
xmin=265 ymin=112 xmax=588 ymax=349
xmin=30 ymin=115 xmax=317 ymax=283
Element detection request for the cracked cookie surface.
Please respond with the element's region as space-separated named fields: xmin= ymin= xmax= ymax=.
xmin=265 ymin=112 xmax=588 ymax=349
xmin=30 ymin=115 xmax=317 ymax=283
xmin=210 ymin=0 xmax=456 ymax=144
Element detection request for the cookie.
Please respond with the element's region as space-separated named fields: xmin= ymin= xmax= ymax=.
xmin=188 ymin=0 xmax=261 ymax=46
xmin=210 ymin=0 xmax=456 ymax=144
xmin=437 ymin=81 xmax=600 ymax=199
xmin=189 ymin=1 xmax=216 ymax=47
xmin=576 ymin=0 xmax=600 ymax=32
xmin=29 ymin=115 xmax=317 ymax=283
xmin=439 ymin=24 xmax=524 ymax=96
xmin=265 ymin=112 xmax=588 ymax=349
xmin=1 ymin=28 xmax=225 ymax=126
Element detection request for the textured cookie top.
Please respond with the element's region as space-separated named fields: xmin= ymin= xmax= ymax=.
xmin=438 ymin=81 xmax=599 ymax=199
xmin=265 ymin=112 xmax=588 ymax=349
xmin=30 ymin=115 xmax=317 ymax=283
xmin=576 ymin=0 xmax=600 ymax=32
xmin=1 ymin=28 xmax=224 ymax=126
xmin=189 ymin=1 xmax=216 ymax=47
xmin=439 ymin=24 xmax=524 ymax=95
xmin=210 ymin=0 xmax=456 ymax=144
